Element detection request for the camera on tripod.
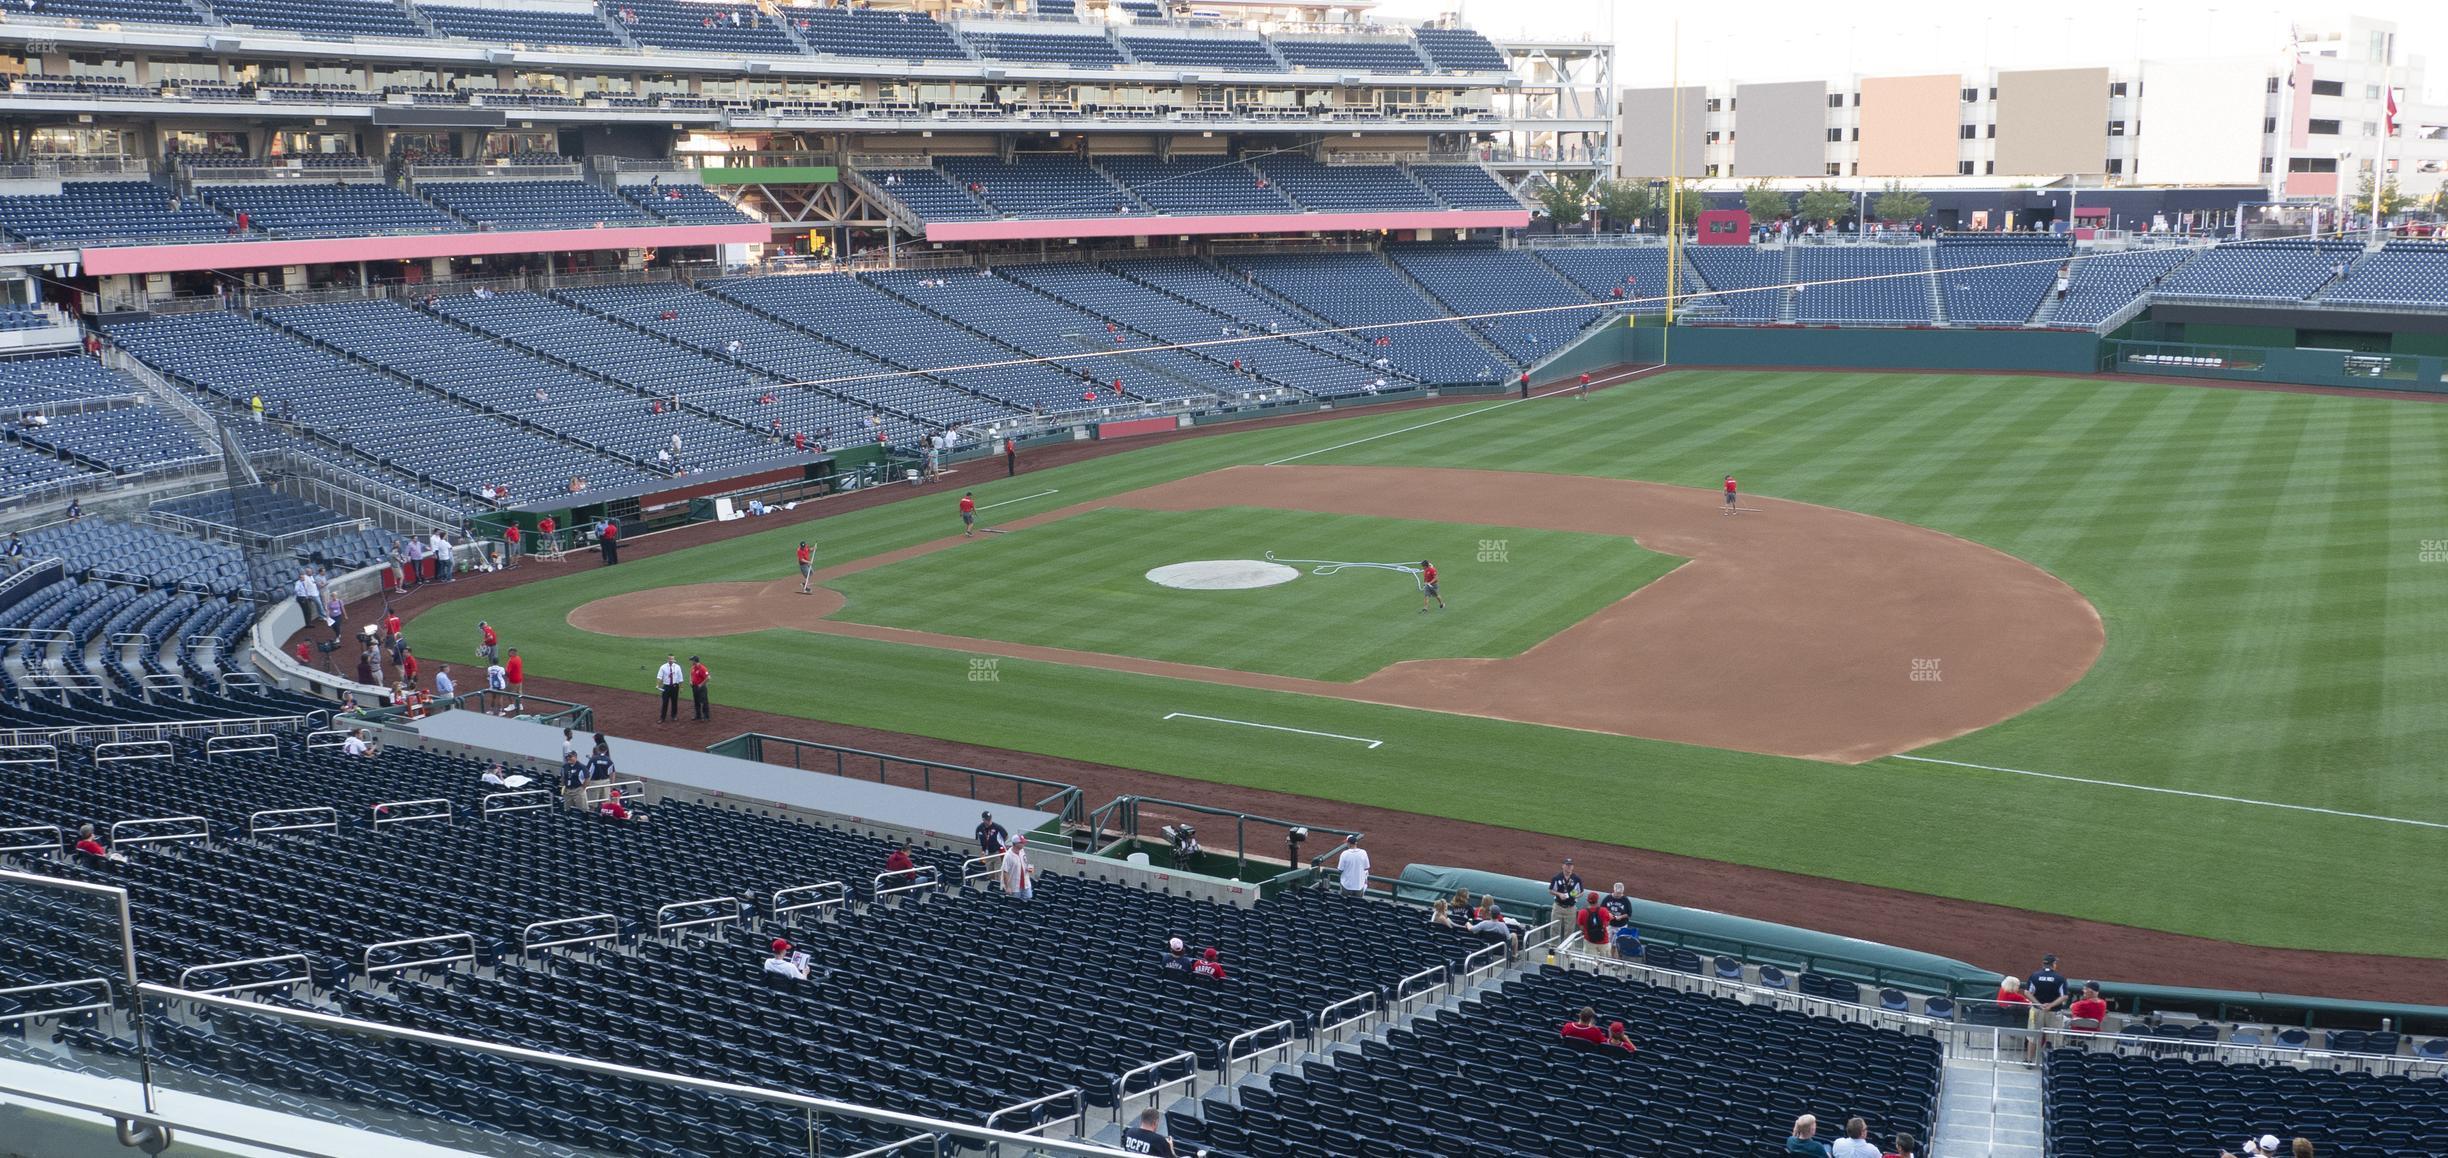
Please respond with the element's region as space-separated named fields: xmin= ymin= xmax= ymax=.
xmin=1161 ymin=823 xmax=1200 ymax=864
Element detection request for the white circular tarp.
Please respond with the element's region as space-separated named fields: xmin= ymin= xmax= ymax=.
xmin=1145 ymin=560 xmax=1301 ymax=590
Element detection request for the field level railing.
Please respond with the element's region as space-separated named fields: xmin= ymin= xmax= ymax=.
xmin=707 ymin=732 xmax=1084 ymax=827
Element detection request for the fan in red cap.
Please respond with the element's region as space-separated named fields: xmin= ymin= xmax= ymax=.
xmin=763 ymin=938 xmax=808 ymax=983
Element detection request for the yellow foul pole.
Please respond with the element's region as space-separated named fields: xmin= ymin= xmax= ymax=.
xmin=1662 ymin=19 xmax=1680 ymax=365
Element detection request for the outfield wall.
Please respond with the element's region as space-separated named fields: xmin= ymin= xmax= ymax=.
xmin=1632 ymin=325 xmax=2104 ymax=373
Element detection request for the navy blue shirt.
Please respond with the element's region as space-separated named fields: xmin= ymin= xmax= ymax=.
xmin=976 ymin=821 xmax=1008 ymax=855
xmin=2027 ymin=968 xmax=2068 ymax=1006
xmin=1549 ymin=871 xmax=1582 ymax=903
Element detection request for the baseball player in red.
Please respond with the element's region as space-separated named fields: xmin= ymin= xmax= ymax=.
xmin=1723 ymin=474 xmax=1739 ymax=515
xmin=959 ymin=492 xmax=977 ymax=537
xmin=1578 ymin=372 xmax=1591 ymax=398
xmin=1418 ymin=560 xmax=1443 ymax=612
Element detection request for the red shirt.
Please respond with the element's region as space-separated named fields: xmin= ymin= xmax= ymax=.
xmin=959 ymin=496 xmax=975 ymax=515
xmin=599 ymin=799 xmax=630 ymax=821
xmin=1559 ymin=1021 xmax=1606 ymax=1043
xmin=295 ymin=642 xmax=313 ymax=664
xmin=797 ymin=545 xmax=812 ymax=566
xmin=506 ymin=525 xmax=521 ymax=545
xmin=402 ymin=654 xmax=418 ymax=681
xmin=539 ymin=517 xmax=555 ymax=535
xmin=601 ymin=522 xmax=617 ymax=542
xmin=689 ymin=662 xmax=708 ymax=688
xmin=885 ymin=849 xmax=914 ymax=873
xmin=1725 ymin=478 xmax=1738 ymax=495
xmin=504 ymin=656 xmax=523 ymax=685
xmin=75 ymin=837 xmax=107 ymax=858
xmin=481 ymin=624 xmax=497 ymax=647
xmin=383 ymin=613 xmax=401 ymax=637
xmin=2067 ymin=996 xmax=2108 ymax=1029
xmin=1576 ymin=906 xmax=1611 ymax=945
xmin=793 ymin=432 xmax=807 ymax=450
xmin=1420 ymin=564 xmax=1437 ymax=586
xmin=1579 ymin=373 xmax=1591 ymax=385
xmin=1191 ymin=959 xmax=1228 ymax=980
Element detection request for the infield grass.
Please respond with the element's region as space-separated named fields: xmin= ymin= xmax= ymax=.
xmin=415 ymin=370 xmax=2448 ymax=957
xmin=824 ymin=507 xmax=1679 ymax=681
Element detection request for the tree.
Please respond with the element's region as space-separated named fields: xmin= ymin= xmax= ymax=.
xmin=1590 ymin=179 xmax=1652 ymax=231
xmin=1796 ymin=183 xmax=1852 ymax=228
xmin=1533 ymin=173 xmax=1593 ymax=227
xmin=1743 ymin=182 xmax=1791 ymax=224
xmin=1872 ymin=180 xmax=1931 ymax=225
xmin=2354 ymin=171 xmax=2407 ymax=219
xmin=1664 ymin=179 xmax=1707 ymax=226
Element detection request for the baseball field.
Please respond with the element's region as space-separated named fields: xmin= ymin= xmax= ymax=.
xmin=414 ymin=368 xmax=2448 ymax=962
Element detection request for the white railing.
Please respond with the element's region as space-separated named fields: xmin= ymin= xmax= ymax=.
xmin=362 ymin=934 xmax=476 ymax=977
xmin=203 ymin=732 xmax=279 ymax=760
xmin=1108 ymin=1050 xmax=1197 ymax=1124
xmin=0 ymin=978 xmax=116 ymax=1025
xmin=177 ymin=954 xmax=309 ymax=996
xmin=481 ymin=789 xmax=556 ymax=817
xmin=0 ymin=824 xmax=62 ymax=855
xmin=872 ymin=865 xmax=938 ymax=901
xmin=655 ymin=896 xmax=742 ymax=935
xmin=370 ymin=798 xmax=452 ymax=828
xmin=246 ymin=807 xmax=337 ymax=837
xmin=1309 ymin=990 xmax=1378 ymax=1049
xmin=960 ymin=853 xmax=1002 ymax=888
xmin=522 ymin=914 xmax=618 ymax=954
xmin=1221 ymin=1019 xmax=1296 ymax=1084
xmin=108 ymin=815 xmax=209 ymax=847
xmin=981 ymin=1088 xmax=1083 ymax=1139
xmin=771 ymin=881 xmax=847 ymax=919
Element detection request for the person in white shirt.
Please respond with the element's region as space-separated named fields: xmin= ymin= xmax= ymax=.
xmin=430 ymin=532 xmax=455 ymax=582
xmin=292 ymin=573 xmax=319 ymax=623
xmin=341 ymin=729 xmax=372 ymax=757
xmin=1827 ymin=1117 xmax=1882 ymax=1158
xmin=655 ymin=654 xmax=684 ymax=722
xmin=763 ymin=938 xmax=810 ymax=982
xmin=486 ymin=661 xmax=508 ymax=692
xmin=999 ymin=836 xmax=1035 ymax=900
xmin=1332 ymin=833 xmax=1371 ymax=895
xmin=479 ymin=762 xmax=508 ymax=787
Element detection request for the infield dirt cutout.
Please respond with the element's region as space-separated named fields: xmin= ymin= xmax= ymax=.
xmin=568 ymin=465 xmax=2104 ymax=763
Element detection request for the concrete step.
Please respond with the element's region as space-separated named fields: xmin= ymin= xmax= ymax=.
xmin=1934 ymin=1060 xmax=2045 ymax=1158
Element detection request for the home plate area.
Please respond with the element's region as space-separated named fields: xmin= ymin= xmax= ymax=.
xmin=1144 ymin=559 xmax=1302 ymax=590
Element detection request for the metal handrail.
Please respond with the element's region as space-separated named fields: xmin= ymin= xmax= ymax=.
xmin=1394 ymin=964 xmax=1449 ymax=1001
xmin=582 ymin=778 xmax=646 ymax=809
xmin=982 ymin=1088 xmax=1082 ymax=1138
xmin=1109 ymin=1050 xmax=1197 ymax=1123
xmin=363 ymin=934 xmax=476 ymax=977
xmin=770 ymin=881 xmax=847 ymax=919
xmin=94 ymin=739 xmax=175 ymax=766
xmin=960 ymin=854 xmax=1002 ymax=887
xmin=838 ymin=1135 xmax=942 ymax=1158
xmin=481 ymin=789 xmax=555 ymax=817
xmin=247 ymin=807 xmax=337 ymax=837
xmin=0 ymin=978 xmax=115 ymax=1024
xmin=655 ymin=896 xmax=742 ymax=935
xmin=304 ymin=728 xmax=352 ymax=751
xmin=1459 ymin=940 xmax=1510 ymax=986
xmin=1222 ymin=1019 xmax=1296 ymax=1084
xmin=371 ymin=798 xmax=452 ymax=827
xmin=523 ymin=914 xmax=618 ymax=954
xmin=109 ymin=816 xmax=209 ymax=847
xmin=872 ymin=865 xmax=938 ymax=901
xmin=203 ymin=732 xmax=278 ymax=759
xmin=0 ymin=824 xmax=62 ymax=855
xmin=1310 ymin=991 xmax=1378 ymax=1045
xmin=176 ymin=954 xmax=309 ymax=995
xmin=0 ymin=744 xmax=59 ymax=773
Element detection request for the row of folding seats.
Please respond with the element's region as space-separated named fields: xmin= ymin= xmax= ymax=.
xmin=34 ymin=0 xmax=204 ymax=24
xmin=1004 ymin=262 xmax=1391 ymax=399
xmin=1224 ymin=251 xmax=1512 ymax=382
xmin=2049 ymin=247 xmax=2196 ymax=327
xmin=1789 ymin=245 xmax=1933 ymax=324
xmin=1935 ymin=235 xmax=2071 ymax=325
xmin=939 ymin=155 xmax=1146 ymax=218
xmin=864 ymin=168 xmax=994 ymax=222
xmin=418 ymin=179 xmax=654 ymax=230
xmin=865 ymin=269 xmax=1218 ymax=403
xmin=14 ymin=406 xmax=215 ymax=475
xmin=1407 ymin=164 xmax=1521 ymax=210
xmin=1250 ymin=156 xmax=1440 ymax=212
xmin=1685 ymin=247 xmax=1791 ymax=322
xmin=210 ymin=0 xmax=424 ymax=37
xmin=2045 ymin=1050 xmax=2446 ymax=1157
xmin=1096 ymin=154 xmax=1295 ymax=216
xmin=0 ymin=440 xmax=98 ymax=495
xmin=2154 ymin=240 xmax=2360 ymax=301
xmin=1273 ymin=37 xmax=1431 ymax=73
xmin=966 ymin=30 xmax=1126 ymax=67
xmin=1412 ymin=28 xmax=1509 ymax=72
xmin=1386 ymin=245 xmax=1598 ymax=362
xmin=619 ymin=183 xmax=753 ymax=224
xmin=1120 ymin=34 xmax=1281 ymax=70
xmin=609 ymin=0 xmax=797 ymax=54
xmin=2325 ymin=241 xmax=2448 ymax=307
xmin=1534 ymin=246 xmax=1682 ymax=312
xmin=786 ymin=5 xmax=966 ymax=59
xmin=0 ymin=181 xmax=234 ymax=247
xmin=421 ymin=2 xmax=625 ymax=47
xmin=198 ymin=182 xmax=463 ymax=237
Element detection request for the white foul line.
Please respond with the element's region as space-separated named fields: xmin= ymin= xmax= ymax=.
xmin=1163 ymin=712 xmax=1383 ymax=749
xmin=1890 ymin=754 xmax=2448 ymax=831
xmin=1263 ymin=365 xmax=1668 ymax=467
xmin=976 ymin=489 xmax=1059 ymax=510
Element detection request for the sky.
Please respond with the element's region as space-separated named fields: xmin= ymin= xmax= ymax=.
xmin=1371 ymin=1 xmax=2448 ymax=101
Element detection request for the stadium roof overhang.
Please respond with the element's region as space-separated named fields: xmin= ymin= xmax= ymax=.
xmin=76 ymin=222 xmax=770 ymax=276
xmin=921 ymin=208 xmax=1529 ymax=241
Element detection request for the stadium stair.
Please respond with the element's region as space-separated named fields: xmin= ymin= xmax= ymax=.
xmin=1938 ymin=1059 xmax=2045 ymax=1158
xmin=1375 ymin=251 xmax=1516 ymax=365
xmin=1926 ymin=249 xmax=1950 ymax=325
xmin=1777 ymin=247 xmax=1800 ymax=323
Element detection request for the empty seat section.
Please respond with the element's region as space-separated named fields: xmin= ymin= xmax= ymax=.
xmin=1272 ymin=37 xmax=1430 ymax=74
xmin=2051 ymin=247 xmax=2195 ymax=327
xmin=1535 ymin=246 xmax=1678 ymax=311
xmin=420 ymin=2 xmax=623 ymax=46
xmin=863 ymin=169 xmax=994 ymax=223
xmin=787 ymin=6 xmax=967 ymax=59
xmin=2045 ymin=1048 xmax=2448 ymax=1158
xmin=1935 ymin=236 xmax=2069 ymax=325
xmin=1406 ymin=163 xmax=1520 ymax=210
xmin=966 ymin=30 xmax=1124 ymax=66
xmin=1225 ymin=252 xmax=1511 ymax=383
xmin=417 ymin=179 xmax=653 ymax=230
xmin=1118 ymin=34 xmax=1280 ymax=70
xmin=0 ymin=181 xmax=234 ymax=247
xmin=2323 ymin=241 xmax=2448 ymax=307
xmin=866 ymin=269 xmax=1219 ymax=404
xmin=1108 ymin=257 xmax=1392 ymax=371
xmin=0 ymin=355 xmax=151 ymax=407
xmin=608 ymin=0 xmax=798 ymax=53
xmin=1789 ymin=246 xmax=1933 ymax=324
xmin=937 ymin=155 xmax=1144 ymax=218
xmin=702 ymin=274 xmax=1104 ymax=417
xmin=30 ymin=0 xmax=205 ymax=23
xmin=1097 ymin=155 xmax=1294 ymax=215
xmin=619 ymin=183 xmax=752 ymax=224
xmin=2153 ymin=239 xmax=2360 ymax=301
xmin=13 ymin=406 xmax=216 ymax=476
xmin=1251 ymin=156 xmax=1439 ymax=212
xmin=1002 ymin=263 xmax=1386 ymax=399
xmin=1684 ymin=247 xmax=1789 ymax=322
xmin=1413 ymin=28 xmax=1508 ymax=72
xmin=1387 ymin=246 xmax=1597 ymax=362
xmin=198 ymin=182 xmax=462 ymax=237
xmin=208 ymin=0 xmax=426 ymax=36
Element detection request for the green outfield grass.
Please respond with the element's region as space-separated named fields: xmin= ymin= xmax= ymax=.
xmin=825 ymin=507 xmax=1679 ymax=681
xmin=415 ymin=370 xmax=2448 ymax=958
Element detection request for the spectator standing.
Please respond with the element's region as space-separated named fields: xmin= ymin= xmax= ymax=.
xmin=586 ymin=733 xmax=614 ymax=782
xmin=1331 ymin=833 xmax=1371 ymax=896
xmin=323 ymin=589 xmax=345 ymax=634
xmin=291 ymin=572 xmax=319 ymax=623
xmin=1829 ymin=1118 xmax=1881 ymax=1158
xmin=504 ymin=648 xmax=524 ymax=707
xmin=598 ymin=518 xmax=620 ymax=566
xmin=432 ymin=665 xmax=456 ymax=700
xmin=1004 ymin=437 xmax=1017 ymax=477
xmin=998 ymin=835 xmax=1035 ymax=900
xmin=1578 ymin=371 xmax=1591 ymax=398
xmin=975 ymin=810 xmax=1009 ymax=857
xmin=478 ymin=620 xmax=497 ymax=662
xmin=430 ymin=531 xmax=455 ymax=583
xmin=485 ymin=658 xmax=507 ymax=694
xmin=1119 ymin=1108 xmax=1180 ymax=1156
xmin=689 ymin=656 xmax=710 ymax=720
xmin=1547 ymin=858 xmax=1583 ymax=930
xmin=398 ymin=645 xmax=419 ymax=689
xmin=1576 ymin=890 xmax=1612 ymax=948
xmin=502 ymin=521 xmax=521 ymax=568
xmin=2027 ymin=954 xmax=2070 ymax=1024
xmin=796 ymin=541 xmax=816 ymax=594
xmin=655 ymin=654 xmax=682 ymax=722
xmin=383 ymin=607 xmax=403 ymax=641
xmin=404 ymin=536 xmax=427 ymax=587
xmin=355 ymin=648 xmax=378 ymax=686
